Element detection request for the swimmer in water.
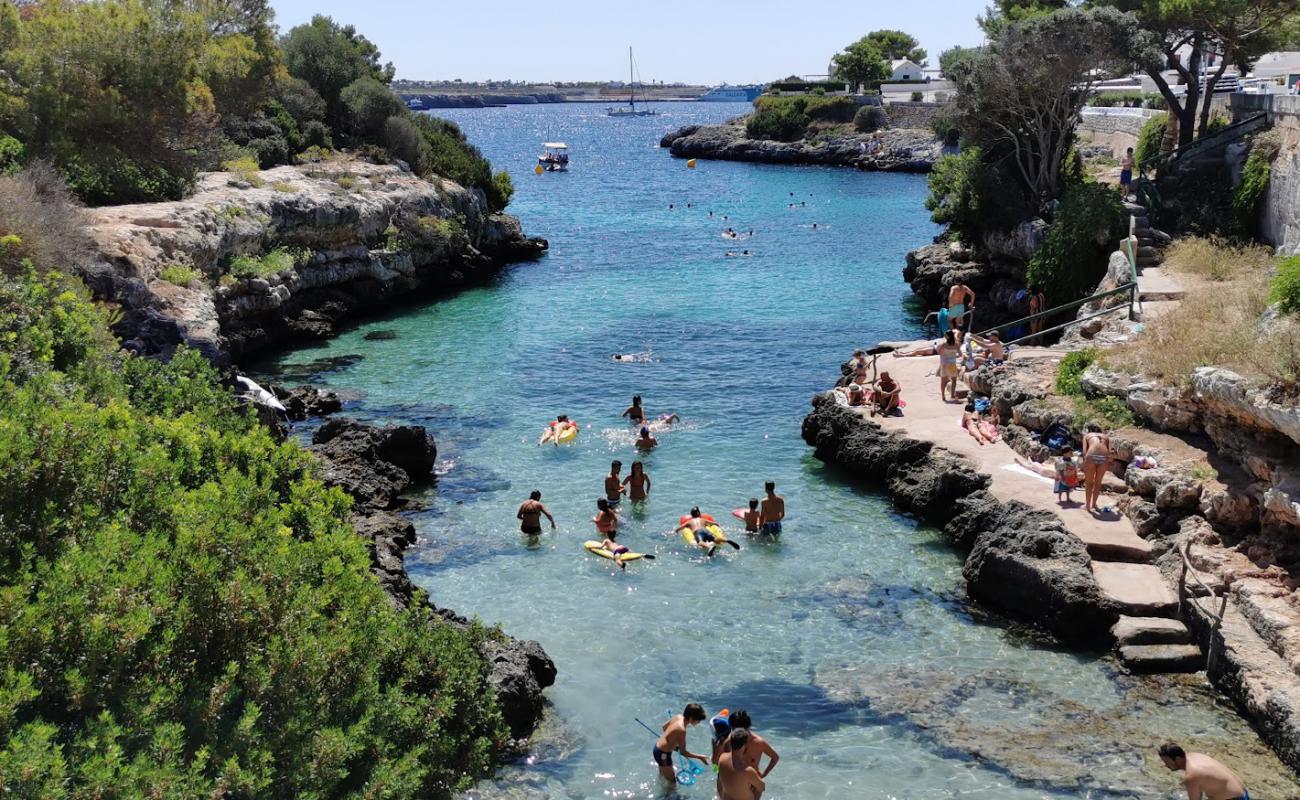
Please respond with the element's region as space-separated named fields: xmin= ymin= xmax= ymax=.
xmin=740 ymin=498 xmax=760 ymax=533
xmin=635 ymin=426 xmax=658 ymax=450
xmin=678 ymin=507 xmax=718 ymax=555
xmin=621 ymin=395 xmax=645 ymax=424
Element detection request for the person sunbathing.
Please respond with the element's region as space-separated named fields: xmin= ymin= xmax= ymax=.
xmin=961 ymin=400 xmax=998 ymax=445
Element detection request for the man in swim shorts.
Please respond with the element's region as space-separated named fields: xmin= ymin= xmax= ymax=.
xmin=759 ymin=482 xmax=784 ymax=534
xmin=681 ymin=507 xmax=718 ymax=554
xmin=948 ymin=281 xmax=975 ymax=328
xmin=1158 ymin=742 xmax=1249 ymax=800
xmin=605 ymin=461 xmax=625 ymax=506
xmin=516 ymin=490 xmax=556 ymax=535
xmin=654 ymin=704 xmax=709 ymax=783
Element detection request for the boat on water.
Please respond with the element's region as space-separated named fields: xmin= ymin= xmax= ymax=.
xmin=607 ymin=47 xmax=657 ymax=117
xmin=537 ymin=142 xmax=569 ymax=172
xmin=698 ymin=84 xmax=762 ymax=102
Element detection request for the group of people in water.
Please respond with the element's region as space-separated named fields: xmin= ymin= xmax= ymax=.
xmin=520 ymin=395 xmax=786 ymax=568
xmin=655 ymin=705 xmax=779 ymax=799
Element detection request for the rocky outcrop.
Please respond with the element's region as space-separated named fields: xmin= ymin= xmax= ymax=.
xmin=900 ymin=226 xmax=1046 ymax=329
xmin=79 ymin=157 xmax=546 ymax=363
xmin=801 ymin=394 xmax=1116 ymax=645
xmin=659 ymin=119 xmax=943 ymax=172
xmin=305 ymin=416 xmax=556 ymax=741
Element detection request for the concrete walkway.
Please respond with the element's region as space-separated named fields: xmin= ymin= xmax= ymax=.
xmin=855 ymin=345 xmax=1177 ymax=616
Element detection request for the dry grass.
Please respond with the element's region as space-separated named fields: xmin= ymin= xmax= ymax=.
xmin=1110 ymin=237 xmax=1300 ymax=388
xmin=0 ymin=162 xmax=91 ymax=275
xmin=1162 ymin=236 xmax=1273 ymax=283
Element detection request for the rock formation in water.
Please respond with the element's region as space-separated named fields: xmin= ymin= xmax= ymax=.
xmin=79 ymin=156 xmax=546 ymax=364
xmin=659 ymin=118 xmax=944 ymax=172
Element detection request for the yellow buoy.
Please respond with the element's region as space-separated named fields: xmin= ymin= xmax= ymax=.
xmin=687 ymin=159 xmax=697 ymax=169
xmin=535 ymin=164 xmax=544 ymax=175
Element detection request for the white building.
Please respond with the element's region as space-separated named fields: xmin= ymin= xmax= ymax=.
xmin=889 ymin=59 xmax=924 ymax=82
xmin=1253 ymin=52 xmax=1300 ymax=83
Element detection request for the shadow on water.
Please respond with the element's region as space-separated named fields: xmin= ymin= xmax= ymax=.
xmin=698 ymin=678 xmax=860 ymax=738
xmin=259 ymin=353 xmax=365 ymax=384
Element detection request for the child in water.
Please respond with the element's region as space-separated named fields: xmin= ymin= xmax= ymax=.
xmin=741 ymin=498 xmax=760 ymax=533
xmin=600 ymin=535 xmax=631 ymax=570
xmin=653 ymin=704 xmax=710 ymax=783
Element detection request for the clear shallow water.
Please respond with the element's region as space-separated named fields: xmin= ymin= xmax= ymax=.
xmin=260 ymin=103 xmax=1290 ymax=799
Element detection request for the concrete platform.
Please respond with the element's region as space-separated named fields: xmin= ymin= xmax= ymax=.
xmin=1091 ymin=561 xmax=1178 ymax=616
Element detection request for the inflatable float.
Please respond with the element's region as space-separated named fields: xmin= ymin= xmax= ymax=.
xmin=583 ymin=540 xmax=648 ymax=562
xmin=677 ymin=513 xmax=738 ymax=550
xmin=539 ymin=421 xmax=579 ymax=445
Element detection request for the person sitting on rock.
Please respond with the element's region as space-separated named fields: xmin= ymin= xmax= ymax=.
xmin=961 ymin=400 xmax=997 ymax=445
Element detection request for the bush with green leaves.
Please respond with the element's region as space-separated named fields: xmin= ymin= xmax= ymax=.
xmin=0 ymin=259 xmax=510 ymax=796
xmin=1230 ymin=131 xmax=1280 ymax=239
xmin=341 ymin=77 xmax=408 ymax=143
xmin=1026 ymin=182 xmax=1124 ymax=307
xmin=1134 ymin=112 xmax=1168 ymax=171
xmin=1056 ymin=348 xmax=1097 ymax=395
xmin=853 ymin=105 xmax=887 ymax=133
xmin=1273 ymin=256 xmax=1300 ymax=316
xmin=158 ymin=264 xmax=203 ymax=287
xmin=0 ymin=134 xmax=23 ymax=174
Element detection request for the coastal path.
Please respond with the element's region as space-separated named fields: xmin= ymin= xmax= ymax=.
xmin=851 ymin=344 xmax=1202 ymax=671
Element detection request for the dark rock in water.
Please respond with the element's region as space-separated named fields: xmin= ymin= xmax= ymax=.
xmin=273 ymin=383 xmax=343 ymax=420
xmin=363 ymin=329 xmax=399 ymax=341
xmin=961 ymin=502 xmax=1118 ymax=647
xmin=308 ymin=418 xmax=436 ymax=509
xmin=352 ymin=510 xmax=418 ymax=606
xmin=778 ymin=574 xmax=963 ymax=625
xmin=660 ymin=119 xmax=943 ymax=172
xmin=483 ymin=638 xmax=558 ymax=740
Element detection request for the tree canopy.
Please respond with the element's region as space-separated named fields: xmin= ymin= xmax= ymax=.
xmin=938 ymin=45 xmax=981 ymax=77
xmin=0 ymin=2 xmax=513 ymax=209
xmin=831 ymin=37 xmax=890 ymax=91
xmin=863 ymin=29 xmax=928 ymax=64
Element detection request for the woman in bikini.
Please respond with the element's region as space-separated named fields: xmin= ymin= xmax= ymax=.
xmin=622 ymin=461 xmax=652 ymax=502
xmin=593 ymin=498 xmax=619 ymax=536
xmin=1082 ymin=423 xmax=1113 ymax=513
xmin=961 ymin=400 xmax=997 ymax=445
xmin=937 ymin=330 xmax=961 ymax=402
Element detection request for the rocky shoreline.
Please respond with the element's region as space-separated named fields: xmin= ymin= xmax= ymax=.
xmin=81 ymin=159 xmax=557 ymax=745
xmin=80 ymin=156 xmax=546 ymax=365
xmin=659 ymin=118 xmax=944 ymax=172
xmin=265 ymin=387 xmax=557 ymax=743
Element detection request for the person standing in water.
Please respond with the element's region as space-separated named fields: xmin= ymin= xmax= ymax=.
xmin=653 ymin=704 xmax=709 ymax=784
xmin=622 ymin=395 xmax=645 ymax=424
xmin=516 ymin=490 xmax=556 ymax=535
xmin=593 ymin=498 xmax=619 ymax=536
xmin=1158 ymin=742 xmax=1249 ymax=800
xmin=725 ymin=709 xmax=780 ymax=779
xmin=740 ymin=498 xmax=760 ymax=533
xmin=717 ymin=729 xmax=765 ymax=800
xmin=604 ymin=461 xmax=625 ymax=507
xmin=623 ymin=460 xmax=652 ymax=502
xmin=759 ymin=482 xmax=784 ymax=534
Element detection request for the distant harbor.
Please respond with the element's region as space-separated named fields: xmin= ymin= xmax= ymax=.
xmin=396 ymin=79 xmax=758 ymax=109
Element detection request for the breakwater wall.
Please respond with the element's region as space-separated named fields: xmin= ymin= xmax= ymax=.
xmin=1077 ymin=107 xmax=1162 ymax=157
xmin=1234 ymin=93 xmax=1300 ymax=255
xmin=885 ymin=101 xmax=946 ymax=130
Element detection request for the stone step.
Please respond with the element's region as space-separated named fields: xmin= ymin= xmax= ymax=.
xmin=1075 ymin=528 xmax=1154 ymax=563
xmin=1136 ymin=246 xmax=1162 ymax=259
xmin=1119 ymin=644 xmax=1204 ymax=674
xmin=1112 ymin=615 xmax=1192 ymax=646
xmin=1092 ymin=561 xmax=1179 ymax=616
xmin=1123 ymin=202 xmax=1148 ymax=215
xmin=1139 ymin=290 xmax=1184 ymax=302
xmin=1135 ymin=300 xmax=1180 ymax=322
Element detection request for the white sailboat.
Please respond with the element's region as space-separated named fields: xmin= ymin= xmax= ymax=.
xmin=607 ymin=47 xmax=657 ymax=117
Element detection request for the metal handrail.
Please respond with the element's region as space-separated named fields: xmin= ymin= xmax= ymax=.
xmin=1178 ymin=539 xmax=1229 ymax=674
xmin=975 ymin=282 xmax=1136 ymax=340
xmin=1138 ymin=112 xmax=1268 ymax=177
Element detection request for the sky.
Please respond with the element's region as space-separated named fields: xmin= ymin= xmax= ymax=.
xmin=268 ymin=0 xmax=988 ymax=85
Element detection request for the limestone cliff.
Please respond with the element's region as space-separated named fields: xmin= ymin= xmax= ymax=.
xmin=659 ymin=118 xmax=944 ymax=172
xmin=79 ymin=156 xmax=546 ymax=363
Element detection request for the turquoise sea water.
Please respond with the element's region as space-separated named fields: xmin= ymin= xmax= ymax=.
xmin=260 ymin=103 xmax=1281 ymax=799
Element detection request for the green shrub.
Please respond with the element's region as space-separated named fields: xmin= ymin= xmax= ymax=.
xmin=0 ymin=264 xmax=509 ymax=797
xmin=910 ymin=90 xmax=924 ymax=102
xmin=812 ymin=87 xmax=827 ymax=96
xmin=746 ymin=102 xmax=810 ymax=141
xmin=222 ymin=157 xmax=264 ymax=188
xmin=854 ymin=105 xmax=887 ymax=133
xmin=1056 ymin=348 xmax=1097 ymax=396
xmin=340 ymin=77 xmax=408 ymax=142
xmin=227 ymin=248 xmax=297 ymax=280
xmin=336 ymin=173 xmax=359 ymax=191
xmin=0 ymin=135 xmax=24 ymax=175
xmin=1089 ymin=92 xmax=1164 ymax=109
xmin=491 ymin=170 xmax=515 ymax=210
xmin=925 ymin=147 xmax=987 ymax=236
xmin=158 ymin=264 xmax=202 ymax=287
xmin=1134 ymin=112 xmax=1168 ymax=172
xmin=272 ymin=181 xmax=295 ymax=192
xmin=1026 ymin=182 xmax=1125 ymax=307
xmin=1273 ymin=256 xmax=1300 ymax=316
xmin=1075 ymin=395 xmax=1136 ymax=429
xmin=1230 ymin=132 xmax=1280 ymax=239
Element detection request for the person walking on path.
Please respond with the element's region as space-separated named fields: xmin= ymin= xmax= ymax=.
xmin=516 ymin=490 xmax=556 ymax=535
xmin=1120 ymin=147 xmax=1135 ymax=201
xmin=1158 ymin=742 xmax=1249 ymax=800
xmin=1082 ymin=423 xmax=1113 ymax=514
